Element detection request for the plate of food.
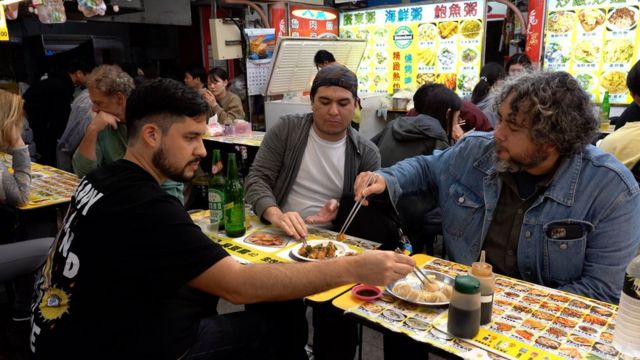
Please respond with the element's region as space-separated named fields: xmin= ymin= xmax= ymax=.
xmin=418 ymin=23 xmax=437 ymax=42
xmin=547 ymin=11 xmax=575 ymax=33
xmin=575 ymin=73 xmax=595 ymax=92
xmin=437 ymin=21 xmax=459 ymax=39
xmin=386 ymin=270 xmax=454 ymax=306
xmin=573 ymin=40 xmax=599 ymax=63
xmin=601 ymin=71 xmax=628 ymax=94
xmin=244 ymin=230 xmax=290 ymax=248
xmin=460 ymin=19 xmax=482 ymax=39
xmin=578 ymin=8 xmax=605 ymax=32
xmin=604 ymin=39 xmax=634 ymax=63
xmin=290 ymin=240 xmax=352 ymax=261
xmin=461 ymin=48 xmax=479 ymax=64
xmin=607 ymin=6 xmax=637 ymax=31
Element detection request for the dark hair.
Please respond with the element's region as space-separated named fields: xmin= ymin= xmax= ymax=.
xmin=67 ymin=59 xmax=93 ymax=74
xmin=125 ymin=78 xmax=209 ymax=141
xmin=314 ymin=50 xmax=336 ymax=66
xmin=185 ymin=65 xmax=207 ymax=85
xmin=208 ymin=67 xmax=230 ymax=83
xmin=505 ymin=53 xmax=533 ymax=73
xmin=496 ymin=71 xmax=597 ymax=156
xmin=414 ymin=83 xmax=461 ymax=133
xmin=627 ymin=60 xmax=640 ymax=96
xmin=471 ymin=62 xmax=506 ymax=104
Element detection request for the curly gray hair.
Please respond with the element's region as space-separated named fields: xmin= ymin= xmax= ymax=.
xmin=87 ymin=65 xmax=134 ymax=97
xmin=495 ymin=71 xmax=597 ymax=156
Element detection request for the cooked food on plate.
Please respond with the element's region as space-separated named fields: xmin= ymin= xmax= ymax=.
xmin=405 ymin=318 xmax=430 ymax=330
xmin=554 ymin=317 xmax=577 ymax=327
xmin=549 ymin=294 xmax=570 ymax=302
xmin=391 ymin=275 xmax=453 ymax=303
xmin=437 ymin=73 xmax=457 ymax=90
xmin=492 ymin=322 xmax=514 ymax=332
xmin=547 ymin=327 xmax=568 ymax=338
xmin=460 ymin=19 xmax=482 ymax=39
xmin=341 ymin=29 xmax=354 ymax=39
xmin=583 ymin=314 xmax=608 ymax=326
xmin=545 ymin=42 xmax=569 ymax=64
xmin=438 ymin=48 xmax=456 ymax=67
xmin=578 ymin=8 xmax=605 ymax=32
xmin=417 ymin=48 xmax=437 ymax=67
xmin=361 ymin=302 xmax=383 ymax=313
xmin=594 ymin=342 xmax=618 ymax=356
xmin=457 ymin=73 xmax=479 ymax=93
xmin=373 ymin=28 xmax=388 ymax=42
xmin=515 ymin=329 xmax=534 ymax=341
xmin=601 ymin=71 xmax=628 ymax=94
xmin=437 ymin=21 xmax=459 ymax=39
xmin=416 ymin=73 xmax=436 ymax=85
xmin=298 ymin=242 xmax=338 ymax=259
xmin=418 ymin=23 xmax=437 ymax=42
xmin=547 ymin=11 xmax=575 ymax=33
xmin=381 ymin=309 xmax=405 ymax=321
xmin=576 ymin=73 xmax=594 ymax=91
xmin=573 ymin=40 xmax=599 ymax=63
xmin=592 ymin=307 xmax=613 ymax=317
xmin=569 ymin=335 xmax=593 ymax=346
xmin=607 ymin=6 xmax=637 ymax=31
xmin=461 ymin=48 xmax=478 ymax=64
xmin=375 ymin=51 xmax=388 ymax=65
xmin=535 ymin=336 xmax=560 ymax=350
xmin=604 ymin=39 xmax=634 ymax=63
xmin=523 ymin=318 xmax=546 ymax=330
xmin=578 ymin=325 xmax=597 ymax=334
xmin=559 ymin=346 xmax=582 ymax=360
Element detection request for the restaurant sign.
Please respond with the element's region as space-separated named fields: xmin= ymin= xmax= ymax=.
xmin=339 ymin=1 xmax=486 ymax=97
xmin=542 ymin=0 xmax=640 ymax=104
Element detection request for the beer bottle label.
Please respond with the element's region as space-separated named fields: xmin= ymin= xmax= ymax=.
xmin=212 ymin=160 xmax=224 ymax=175
xmin=208 ymin=189 xmax=224 ymax=223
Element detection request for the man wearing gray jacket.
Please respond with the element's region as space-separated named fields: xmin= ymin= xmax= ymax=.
xmin=244 ymin=64 xmax=380 ymax=360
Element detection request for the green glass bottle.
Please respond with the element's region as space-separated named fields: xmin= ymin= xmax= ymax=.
xmin=208 ymin=150 xmax=226 ymax=230
xmin=600 ymin=91 xmax=611 ymax=132
xmin=224 ymin=153 xmax=246 ymax=237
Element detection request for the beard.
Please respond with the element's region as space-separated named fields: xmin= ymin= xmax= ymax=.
xmin=152 ymin=145 xmax=200 ymax=182
xmin=495 ymin=144 xmax=549 ymax=173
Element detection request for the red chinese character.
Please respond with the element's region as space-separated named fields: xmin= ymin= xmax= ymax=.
xmin=449 ymin=4 xmax=461 ymax=18
xmin=393 ymin=52 xmax=401 ymax=61
xmin=393 ymin=63 xmax=400 ymax=71
xmin=464 ymin=2 xmax=478 ymax=17
xmin=393 ymin=72 xmax=401 ymax=81
xmin=434 ymin=5 xmax=447 ymax=19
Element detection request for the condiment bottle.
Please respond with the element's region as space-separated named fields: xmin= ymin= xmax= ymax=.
xmin=469 ymin=251 xmax=495 ymax=325
xmin=447 ymin=275 xmax=481 ymax=339
xmin=612 ymin=254 xmax=640 ymax=357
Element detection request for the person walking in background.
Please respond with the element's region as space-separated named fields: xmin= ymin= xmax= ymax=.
xmin=202 ymin=67 xmax=245 ymax=124
xmin=505 ymin=53 xmax=533 ymax=77
xmin=471 ymin=62 xmax=506 ymax=127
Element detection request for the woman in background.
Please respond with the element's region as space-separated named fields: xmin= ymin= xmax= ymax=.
xmin=471 ymin=62 xmax=506 ymax=127
xmin=203 ymin=67 xmax=245 ymax=124
xmin=505 ymin=53 xmax=533 ymax=77
xmin=0 ymin=89 xmax=31 ymax=207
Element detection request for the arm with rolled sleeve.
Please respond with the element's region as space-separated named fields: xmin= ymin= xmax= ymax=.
xmin=72 ymin=145 xmax=101 ymax=178
xmin=559 ymin=189 xmax=640 ymax=303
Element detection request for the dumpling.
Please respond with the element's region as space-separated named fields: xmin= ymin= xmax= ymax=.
xmin=393 ymin=282 xmax=412 ymax=298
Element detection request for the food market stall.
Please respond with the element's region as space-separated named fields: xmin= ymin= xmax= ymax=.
xmin=263 ymin=37 xmax=389 ymax=139
xmin=542 ymin=0 xmax=639 ymax=106
xmin=339 ymin=0 xmax=487 ymax=99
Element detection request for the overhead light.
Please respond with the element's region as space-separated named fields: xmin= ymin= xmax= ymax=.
xmin=0 ymin=0 xmax=23 ymax=5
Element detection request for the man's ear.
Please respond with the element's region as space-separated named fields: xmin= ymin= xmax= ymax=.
xmin=116 ymin=92 xmax=127 ymax=106
xmin=141 ymin=124 xmax=161 ymax=147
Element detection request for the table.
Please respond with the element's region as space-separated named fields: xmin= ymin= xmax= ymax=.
xmin=1 ymin=153 xmax=79 ymax=210
xmin=334 ymin=254 xmax=621 ymax=360
xmin=189 ymin=210 xmax=380 ymax=302
xmin=203 ymin=131 xmax=265 ymax=147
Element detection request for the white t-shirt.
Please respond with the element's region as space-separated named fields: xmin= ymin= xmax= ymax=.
xmin=282 ymin=126 xmax=346 ymax=219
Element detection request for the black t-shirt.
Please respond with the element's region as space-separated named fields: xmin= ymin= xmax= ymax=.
xmin=31 ymin=160 xmax=229 ymax=359
xmin=614 ymin=101 xmax=640 ymax=130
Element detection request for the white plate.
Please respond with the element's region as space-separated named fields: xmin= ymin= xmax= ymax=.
xmin=290 ymin=240 xmax=350 ymax=262
xmin=386 ymin=270 xmax=454 ymax=306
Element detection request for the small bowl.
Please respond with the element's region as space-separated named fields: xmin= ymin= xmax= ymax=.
xmin=352 ymin=284 xmax=382 ymax=301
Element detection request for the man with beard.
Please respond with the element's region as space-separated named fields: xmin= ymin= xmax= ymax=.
xmin=353 ymin=71 xmax=640 ymax=304
xmin=30 ymin=78 xmax=414 ymax=360
xmin=72 ymin=65 xmax=183 ymax=201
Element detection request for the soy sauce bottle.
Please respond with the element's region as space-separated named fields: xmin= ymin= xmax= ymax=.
xmin=447 ymin=275 xmax=481 ymax=339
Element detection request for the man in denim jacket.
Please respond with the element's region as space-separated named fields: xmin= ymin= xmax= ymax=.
xmin=354 ymin=72 xmax=640 ymax=304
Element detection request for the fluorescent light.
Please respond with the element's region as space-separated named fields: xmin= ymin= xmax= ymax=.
xmin=0 ymin=0 xmax=24 ymax=6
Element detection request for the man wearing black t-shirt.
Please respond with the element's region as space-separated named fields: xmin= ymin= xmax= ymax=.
xmin=30 ymin=79 xmax=414 ymax=360
xmin=615 ymin=60 xmax=640 ymax=130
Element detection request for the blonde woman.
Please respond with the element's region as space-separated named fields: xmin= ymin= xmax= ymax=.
xmin=0 ymin=89 xmax=31 ymax=206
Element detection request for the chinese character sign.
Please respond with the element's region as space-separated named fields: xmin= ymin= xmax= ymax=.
xmin=290 ymin=6 xmax=339 ymax=38
xmin=339 ymin=1 xmax=485 ymax=97
xmin=542 ymin=0 xmax=640 ymax=104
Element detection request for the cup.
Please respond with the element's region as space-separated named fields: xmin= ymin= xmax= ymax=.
xmin=195 ymin=217 xmax=219 ymax=237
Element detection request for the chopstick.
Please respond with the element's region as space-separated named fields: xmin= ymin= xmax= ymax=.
xmin=338 ymin=173 xmax=376 ymax=236
xmin=394 ymin=248 xmax=431 ymax=287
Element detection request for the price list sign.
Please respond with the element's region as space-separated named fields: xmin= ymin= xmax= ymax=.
xmin=542 ymin=0 xmax=640 ymax=104
xmin=339 ymin=1 xmax=486 ymax=97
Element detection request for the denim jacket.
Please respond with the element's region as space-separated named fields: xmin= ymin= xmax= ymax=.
xmin=380 ymin=133 xmax=640 ymax=303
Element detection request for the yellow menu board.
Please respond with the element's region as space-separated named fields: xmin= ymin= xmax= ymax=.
xmin=339 ymin=1 xmax=485 ymax=97
xmin=543 ymin=0 xmax=640 ymax=104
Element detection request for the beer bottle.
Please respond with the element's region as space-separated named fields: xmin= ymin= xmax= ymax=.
xmin=208 ymin=150 xmax=226 ymax=230
xmin=224 ymin=153 xmax=246 ymax=237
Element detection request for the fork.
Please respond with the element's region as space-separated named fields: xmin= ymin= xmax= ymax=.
xmin=338 ymin=173 xmax=377 ymax=236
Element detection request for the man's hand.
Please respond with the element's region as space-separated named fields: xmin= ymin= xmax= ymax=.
xmin=353 ymin=172 xmax=386 ymax=206
xmin=305 ymin=199 xmax=339 ymax=224
xmin=87 ymin=111 xmax=120 ymax=133
xmin=264 ymin=206 xmax=308 ymax=240
xmin=350 ymin=250 xmax=414 ymax=286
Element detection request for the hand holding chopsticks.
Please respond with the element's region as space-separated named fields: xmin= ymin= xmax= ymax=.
xmin=338 ymin=173 xmax=377 ymax=237
xmin=394 ymin=248 xmax=432 ymax=289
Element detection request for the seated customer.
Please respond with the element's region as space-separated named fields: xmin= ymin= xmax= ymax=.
xmin=202 ymin=67 xmax=245 ymax=124
xmin=72 ymin=65 xmax=183 ymax=202
xmin=30 ymin=78 xmax=414 ymax=359
xmin=355 ymin=71 xmax=640 ymax=304
xmin=615 ymin=60 xmax=640 ymax=130
xmin=245 ymin=64 xmax=380 ymax=360
xmin=599 ymin=120 xmax=640 ymax=180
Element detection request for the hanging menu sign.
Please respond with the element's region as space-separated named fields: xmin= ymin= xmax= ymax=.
xmin=543 ymin=0 xmax=640 ymax=104
xmin=339 ymin=1 xmax=485 ymax=97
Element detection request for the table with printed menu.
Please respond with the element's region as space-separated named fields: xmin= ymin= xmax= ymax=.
xmin=203 ymin=131 xmax=265 ymax=147
xmin=1 ymin=153 xmax=80 ymax=210
xmin=190 ymin=210 xmax=380 ymax=302
xmin=333 ymin=254 xmax=621 ymax=360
